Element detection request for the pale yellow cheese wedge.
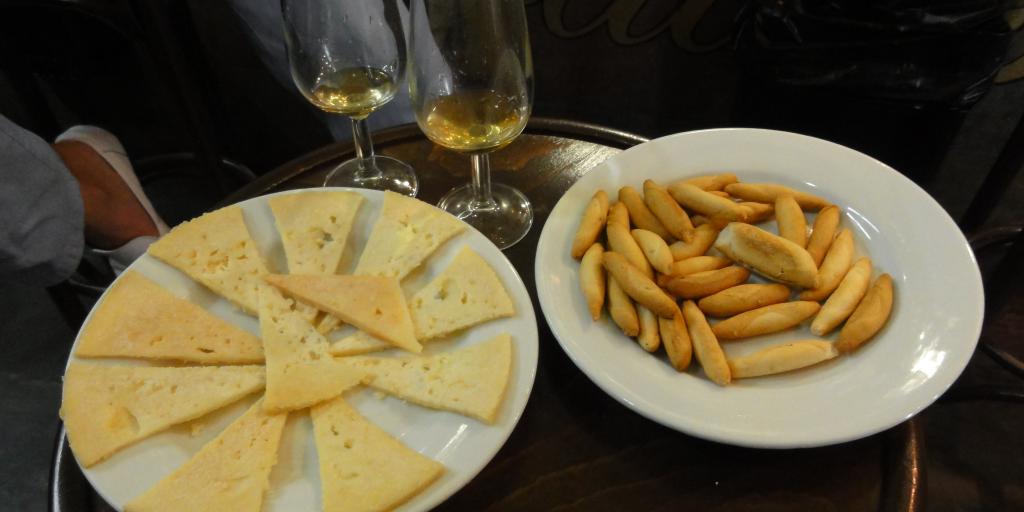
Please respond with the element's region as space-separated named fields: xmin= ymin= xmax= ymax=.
xmin=311 ymin=396 xmax=444 ymax=512
xmin=268 ymin=190 xmax=364 ymax=275
xmin=409 ymin=246 xmax=515 ymax=340
xmin=329 ymin=330 xmax=391 ymax=357
xmin=75 ymin=271 xmax=264 ymax=364
xmin=264 ymin=274 xmax=421 ymax=353
xmin=60 ymin=363 xmax=265 ymax=467
xmin=353 ymin=191 xmax=465 ymax=280
xmin=147 ymin=206 xmax=269 ymax=315
xmin=342 ymin=333 xmax=513 ymax=424
xmin=258 ymin=285 xmax=368 ymax=413
xmin=124 ymin=399 xmax=286 ymax=512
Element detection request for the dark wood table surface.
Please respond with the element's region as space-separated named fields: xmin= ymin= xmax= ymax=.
xmin=52 ymin=118 xmax=923 ymax=512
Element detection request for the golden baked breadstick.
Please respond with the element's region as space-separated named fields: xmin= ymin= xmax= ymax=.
xmin=669 ymin=224 xmax=720 ymax=260
xmin=835 ymin=274 xmax=894 ymax=353
xmin=579 ymin=243 xmax=606 ymax=320
xmin=697 ymin=283 xmax=791 ymax=318
xmin=811 ymin=257 xmax=872 ymax=335
xmin=619 ymin=186 xmax=671 ymax=239
xmin=739 ymin=202 xmax=774 ymax=223
xmin=724 ymin=183 xmax=830 ymax=211
xmin=607 ymin=201 xmax=630 ymax=229
xmin=714 ymin=222 xmax=819 ymax=289
xmin=571 ymin=190 xmax=609 ymax=259
xmin=631 ymin=229 xmax=674 ymax=275
xmin=607 ymin=273 xmax=639 ymax=337
xmin=775 ymin=195 xmax=807 ymax=248
xmin=667 ymin=183 xmax=749 ymax=223
xmin=691 ymin=215 xmax=710 ymax=227
xmin=664 ymin=266 xmax=750 ymax=300
xmin=677 ymin=173 xmax=738 ymax=191
xmin=668 ymin=255 xmax=731 ymax=277
xmin=728 ymin=340 xmax=838 ymax=378
xmin=711 ymin=301 xmax=821 ymax=340
xmin=658 ymin=308 xmax=692 ymax=371
xmin=643 ymin=180 xmax=695 ymax=242
xmin=806 ymin=205 xmax=840 ymax=267
xmin=602 ymin=252 xmax=678 ymax=318
xmin=799 ymin=229 xmax=854 ymax=301
xmin=682 ymin=300 xmax=730 ymax=386
xmin=607 ymin=223 xmax=653 ymax=279
xmin=708 ymin=190 xmax=731 ymax=198
xmin=636 ymin=305 xmax=661 ymax=353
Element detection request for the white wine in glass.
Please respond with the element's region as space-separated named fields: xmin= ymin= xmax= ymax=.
xmin=283 ymin=0 xmax=417 ymax=196
xmin=409 ymin=0 xmax=534 ymax=249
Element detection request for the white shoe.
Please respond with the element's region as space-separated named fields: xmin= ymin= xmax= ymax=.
xmin=56 ymin=125 xmax=170 ymax=273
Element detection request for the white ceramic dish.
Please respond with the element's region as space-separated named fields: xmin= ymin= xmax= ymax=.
xmin=535 ymin=128 xmax=983 ymax=449
xmin=65 ymin=188 xmax=539 ymax=511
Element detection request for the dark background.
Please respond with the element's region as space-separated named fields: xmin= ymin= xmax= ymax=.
xmin=1 ymin=1 xmax=1023 ymax=511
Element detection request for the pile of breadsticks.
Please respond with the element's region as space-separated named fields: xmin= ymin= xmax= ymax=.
xmin=571 ymin=174 xmax=894 ymax=386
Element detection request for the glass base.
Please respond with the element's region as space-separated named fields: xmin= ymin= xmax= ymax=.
xmin=437 ymin=183 xmax=533 ymax=250
xmin=323 ymin=155 xmax=418 ymax=197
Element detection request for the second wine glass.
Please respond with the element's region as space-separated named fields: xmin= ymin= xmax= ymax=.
xmin=282 ymin=0 xmax=417 ymax=196
xmin=408 ymin=0 xmax=534 ymax=249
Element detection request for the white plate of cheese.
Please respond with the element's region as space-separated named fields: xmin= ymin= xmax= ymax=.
xmin=61 ymin=188 xmax=539 ymax=511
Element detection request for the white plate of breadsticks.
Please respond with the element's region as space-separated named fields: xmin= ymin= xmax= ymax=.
xmin=61 ymin=188 xmax=538 ymax=511
xmin=535 ymin=128 xmax=983 ymax=448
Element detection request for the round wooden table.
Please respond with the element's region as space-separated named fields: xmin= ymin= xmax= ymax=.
xmin=51 ymin=118 xmax=923 ymax=512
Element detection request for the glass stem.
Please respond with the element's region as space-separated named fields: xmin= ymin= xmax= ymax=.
xmin=350 ymin=117 xmax=377 ymax=180
xmin=470 ymin=153 xmax=496 ymax=208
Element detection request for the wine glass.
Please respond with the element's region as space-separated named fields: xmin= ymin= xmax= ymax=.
xmin=408 ymin=0 xmax=534 ymax=249
xmin=282 ymin=0 xmax=418 ymax=196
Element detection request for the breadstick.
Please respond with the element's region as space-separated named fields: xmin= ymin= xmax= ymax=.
xmin=602 ymin=252 xmax=678 ymax=318
xmin=697 ymin=283 xmax=791 ymax=318
xmin=667 ymin=183 xmax=749 ymax=223
xmin=619 ymin=186 xmax=671 ymax=239
xmin=799 ymin=229 xmax=854 ymax=301
xmin=714 ymin=222 xmax=819 ymax=289
xmin=739 ymin=202 xmax=774 ymax=223
xmin=677 ymin=173 xmax=738 ymax=191
xmin=691 ymin=215 xmax=710 ymax=227
xmin=579 ymin=243 xmax=606 ymax=320
xmin=631 ymin=229 xmax=674 ymax=275
xmin=724 ymin=183 xmax=830 ymax=211
xmin=728 ymin=340 xmax=838 ymax=378
xmin=658 ymin=308 xmax=692 ymax=371
xmin=607 ymin=273 xmax=639 ymax=336
xmin=571 ymin=190 xmax=609 ymax=259
xmin=669 ymin=224 xmax=720 ymax=260
xmin=607 ymin=201 xmax=630 ymax=229
xmin=668 ymin=255 xmax=731 ymax=277
xmin=643 ymin=180 xmax=695 ymax=242
xmin=775 ymin=195 xmax=807 ymax=247
xmin=664 ymin=266 xmax=750 ymax=299
xmin=835 ymin=274 xmax=894 ymax=353
xmin=811 ymin=257 xmax=872 ymax=335
xmin=636 ymin=305 xmax=661 ymax=353
xmin=711 ymin=301 xmax=821 ymax=340
xmin=682 ymin=300 xmax=730 ymax=386
xmin=607 ymin=223 xmax=653 ymax=278
xmin=806 ymin=205 xmax=840 ymax=267
xmin=708 ymin=190 xmax=731 ymax=198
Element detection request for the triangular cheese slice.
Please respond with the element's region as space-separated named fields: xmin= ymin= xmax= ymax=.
xmin=329 ymin=330 xmax=392 ymax=357
xmin=311 ymin=395 xmax=444 ymax=512
xmin=269 ymin=190 xmax=364 ymax=275
xmin=60 ymin=363 xmax=265 ymax=467
xmin=76 ymin=271 xmax=264 ymax=364
xmin=409 ymin=247 xmax=515 ymax=340
xmin=258 ymin=285 xmax=367 ymax=413
xmin=264 ymin=274 xmax=421 ymax=353
xmin=353 ymin=191 xmax=465 ymax=280
xmin=342 ymin=333 xmax=513 ymax=424
xmin=147 ymin=206 xmax=269 ymax=315
xmin=124 ymin=399 xmax=286 ymax=512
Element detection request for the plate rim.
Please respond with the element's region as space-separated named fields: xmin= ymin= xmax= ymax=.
xmin=534 ymin=127 xmax=984 ymax=449
xmin=63 ymin=186 xmax=540 ymax=510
